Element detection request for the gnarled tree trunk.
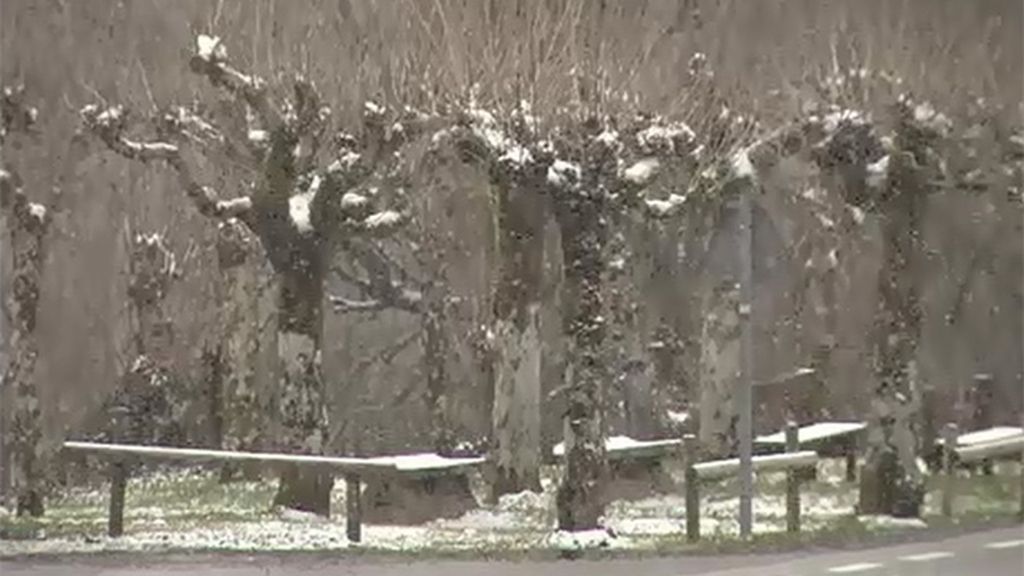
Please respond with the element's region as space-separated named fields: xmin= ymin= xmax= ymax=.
xmin=554 ymin=181 xmax=609 ymax=531
xmin=214 ymin=219 xmax=275 ymax=481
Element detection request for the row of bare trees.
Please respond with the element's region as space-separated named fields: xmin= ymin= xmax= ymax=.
xmin=2 ymin=28 xmax=1020 ymax=529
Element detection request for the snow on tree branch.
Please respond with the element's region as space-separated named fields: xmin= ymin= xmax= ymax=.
xmin=189 ymin=34 xmax=281 ymax=133
xmin=80 ymin=104 xmax=252 ymax=221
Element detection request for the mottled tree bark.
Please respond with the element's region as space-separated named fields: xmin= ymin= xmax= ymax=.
xmin=423 ymin=276 xmax=455 ymax=455
xmin=490 ymin=179 xmax=546 ymax=498
xmin=553 ymin=163 xmax=610 ymax=531
xmin=214 ymin=219 xmax=275 ymax=481
xmin=1 ymin=88 xmax=51 ymax=516
xmin=1 ymin=173 xmax=50 ymax=517
xmin=698 ymin=281 xmax=742 ymax=457
xmin=269 ymin=234 xmax=331 ymax=514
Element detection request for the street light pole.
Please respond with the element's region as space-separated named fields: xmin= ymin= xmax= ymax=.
xmin=738 ymin=183 xmax=754 ymax=538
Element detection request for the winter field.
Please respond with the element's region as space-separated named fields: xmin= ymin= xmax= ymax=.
xmin=1 ymin=458 xmax=1019 ymax=558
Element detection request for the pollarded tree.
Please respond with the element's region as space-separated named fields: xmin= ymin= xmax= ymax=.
xmin=428 ymin=104 xmax=549 ymax=498
xmin=444 ymin=103 xmax=742 ymax=528
xmin=82 ymin=35 xmax=432 ymax=515
xmin=789 ymin=92 xmax=961 ymax=516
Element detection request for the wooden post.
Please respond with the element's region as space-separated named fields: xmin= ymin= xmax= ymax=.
xmin=345 ymin=473 xmax=362 ymax=543
xmin=785 ymin=421 xmax=800 ymax=533
xmin=1019 ymin=412 xmax=1023 ymax=522
xmin=108 ymin=460 xmax=127 ymax=537
xmin=941 ymin=422 xmax=958 ymax=517
xmin=684 ymin=434 xmax=700 ymax=542
xmin=844 ymin=438 xmax=857 ymax=483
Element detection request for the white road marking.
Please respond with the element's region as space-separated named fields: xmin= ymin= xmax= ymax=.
xmin=984 ymin=539 xmax=1024 ymax=550
xmin=899 ymin=551 xmax=954 ymax=562
xmin=827 ymin=562 xmax=883 ymax=573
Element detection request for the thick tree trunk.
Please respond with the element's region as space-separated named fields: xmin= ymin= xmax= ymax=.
xmin=423 ymin=284 xmax=455 ymax=455
xmin=698 ymin=281 xmax=742 ymax=457
xmin=858 ymin=205 xmax=925 ymax=516
xmin=215 ymin=220 xmax=274 ymax=481
xmin=854 ymin=109 xmax=937 ymax=516
xmin=491 ymin=183 xmax=545 ymax=499
xmin=491 ymin=307 xmax=543 ymax=496
xmin=555 ymin=192 xmax=608 ymax=531
xmin=1 ymin=192 xmax=48 ymax=516
xmin=272 ymin=252 xmax=332 ymax=516
xmin=612 ymin=218 xmax=659 ymax=440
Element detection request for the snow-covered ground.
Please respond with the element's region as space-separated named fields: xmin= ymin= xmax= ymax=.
xmin=1 ymin=459 xmax=1018 ymax=557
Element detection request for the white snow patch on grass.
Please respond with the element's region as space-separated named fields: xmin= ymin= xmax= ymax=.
xmin=547 ymin=528 xmax=615 ymax=550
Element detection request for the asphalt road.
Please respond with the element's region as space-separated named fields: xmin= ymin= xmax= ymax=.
xmin=3 ymin=525 xmax=1022 ymax=576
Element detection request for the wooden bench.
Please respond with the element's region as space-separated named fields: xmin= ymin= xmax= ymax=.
xmin=755 ymin=421 xmax=866 ymax=481
xmin=552 ymin=435 xmax=682 ymax=501
xmin=359 ymin=453 xmax=486 ymax=525
xmin=62 ymin=441 xmax=487 ymax=541
xmin=939 ymin=425 xmax=1024 ymax=518
xmin=684 ymin=425 xmax=819 ymax=542
xmin=934 ymin=425 xmax=1024 ymax=474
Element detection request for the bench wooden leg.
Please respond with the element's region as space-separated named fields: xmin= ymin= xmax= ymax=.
xmin=785 ymin=422 xmax=800 ymax=533
xmin=845 ymin=445 xmax=857 ymax=482
xmin=684 ymin=434 xmax=700 ymax=543
xmin=108 ymin=460 xmax=127 ymax=537
xmin=346 ymin=473 xmax=361 ymax=543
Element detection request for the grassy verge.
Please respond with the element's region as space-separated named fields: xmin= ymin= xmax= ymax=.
xmin=1 ymin=460 xmax=1020 ymax=559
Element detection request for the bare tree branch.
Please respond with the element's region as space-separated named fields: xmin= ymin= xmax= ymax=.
xmin=81 ymin=105 xmax=252 ymax=221
xmin=188 ymin=35 xmax=281 ymax=133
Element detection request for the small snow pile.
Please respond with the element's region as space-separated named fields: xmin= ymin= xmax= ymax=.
xmin=466 ymin=107 xmax=512 ymax=153
xmin=547 ymin=527 xmax=615 ymax=551
xmin=729 ymin=148 xmax=755 ymax=180
xmin=195 ymin=34 xmax=227 ymax=63
xmin=644 ymin=194 xmax=686 ymax=218
xmin=594 ymin=129 xmax=620 ymax=148
xmin=288 ymin=176 xmax=320 ymax=234
xmin=499 ymin=145 xmax=533 ymax=169
xmin=666 ymin=409 xmax=690 ymax=426
xmin=623 ymin=158 xmax=661 ymax=185
xmin=276 ymin=507 xmax=328 ymax=524
xmin=605 ymin=518 xmax=683 ymax=537
xmin=546 ymin=159 xmax=581 ymax=189
xmin=866 ymin=155 xmax=890 ymax=189
xmin=363 ymin=210 xmax=402 ymax=231
xmin=636 ymin=121 xmax=695 ymax=155
xmin=340 ymin=192 xmax=368 ymax=212
xmin=859 ymin=515 xmax=928 ymax=531
xmin=552 ymin=435 xmax=680 ymax=457
xmin=497 ymin=490 xmax=550 ymax=517
xmin=28 ymin=202 xmax=47 ymax=223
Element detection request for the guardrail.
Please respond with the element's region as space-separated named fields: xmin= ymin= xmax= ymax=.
xmin=683 ymin=422 xmax=818 ymax=542
xmin=939 ymin=423 xmax=1024 ymax=519
xmin=63 ymin=441 xmax=401 ymax=542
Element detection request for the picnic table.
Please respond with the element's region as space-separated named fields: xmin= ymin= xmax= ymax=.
xmin=755 ymin=421 xmax=867 ymax=481
xmin=552 ymin=435 xmax=682 ymax=500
